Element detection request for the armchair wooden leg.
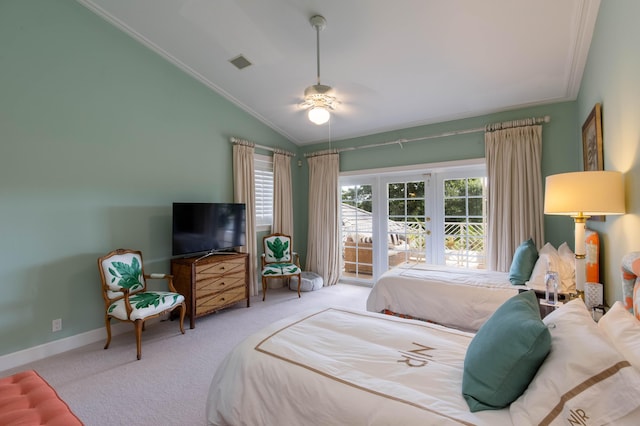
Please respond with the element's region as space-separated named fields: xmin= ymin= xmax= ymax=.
xmin=135 ymin=319 xmax=143 ymax=360
xmin=178 ymin=302 xmax=186 ymax=334
xmin=297 ymin=273 xmax=301 ymax=298
xmin=104 ymin=316 xmax=112 ymax=350
xmin=262 ymin=277 xmax=267 ymax=301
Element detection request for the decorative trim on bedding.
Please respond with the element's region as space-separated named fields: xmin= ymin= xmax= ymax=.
xmin=539 ymin=361 xmax=632 ymax=426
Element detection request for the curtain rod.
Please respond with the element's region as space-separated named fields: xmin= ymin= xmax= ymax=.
xmin=318 ymin=115 xmax=550 ymax=155
xmin=303 ymin=148 xmax=340 ymax=159
xmin=230 ymin=137 xmax=296 ymax=157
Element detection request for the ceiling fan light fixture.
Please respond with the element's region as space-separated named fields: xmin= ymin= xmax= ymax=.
xmin=301 ymin=84 xmax=336 ymax=125
xmin=308 ymin=106 xmax=331 ymax=125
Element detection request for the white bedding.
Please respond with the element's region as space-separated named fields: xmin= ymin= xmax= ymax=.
xmin=366 ymin=264 xmax=526 ymax=331
xmin=206 ymin=308 xmax=511 ymax=425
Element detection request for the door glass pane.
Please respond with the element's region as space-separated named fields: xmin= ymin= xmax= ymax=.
xmin=406 ymin=200 xmax=425 ymax=216
xmin=388 ymin=200 xmax=406 ymax=217
xmin=341 ymin=184 xmax=373 ymax=278
xmin=407 ymin=181 xmax=424 ymax=198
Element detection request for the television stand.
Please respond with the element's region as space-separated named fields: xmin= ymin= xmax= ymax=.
xmin=171 ymin=252 xmax=249 ymax=328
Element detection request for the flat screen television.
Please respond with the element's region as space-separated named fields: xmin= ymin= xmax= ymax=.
xmin=172 ymin=202 xmax=246 ymax=257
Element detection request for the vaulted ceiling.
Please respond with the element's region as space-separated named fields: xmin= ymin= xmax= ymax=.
xmin=79 ymin=0 xmax=600 ymax=145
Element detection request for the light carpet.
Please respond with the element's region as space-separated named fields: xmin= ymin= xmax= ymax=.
xmin=1 ymin=283 xmax=371 ymax=426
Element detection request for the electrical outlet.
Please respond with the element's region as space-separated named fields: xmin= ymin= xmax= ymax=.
xmin=52 ymin=318 xmax=62 ymax=332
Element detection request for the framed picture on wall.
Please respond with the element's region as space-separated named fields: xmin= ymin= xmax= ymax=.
xmin=582 ymin=103 xmax=604 ymax=221
xmin=582 ymin=103 xmax=603 ymax=171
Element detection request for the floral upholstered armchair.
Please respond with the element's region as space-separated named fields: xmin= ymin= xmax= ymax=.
xmin=97 ymin=248 xmax=186 ymax=360
xmin=261 ymin=233 xmax=302 ymax=301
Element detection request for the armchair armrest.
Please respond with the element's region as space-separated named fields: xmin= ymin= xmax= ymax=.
xmin=144 ymin=273 xmax=178 ymax=293
xmin=147 ymin=273 xmax=169 ymax=279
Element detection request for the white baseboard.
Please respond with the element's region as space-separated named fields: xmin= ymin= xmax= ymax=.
xmin=0 ymin=323 xmax=131 ymax=373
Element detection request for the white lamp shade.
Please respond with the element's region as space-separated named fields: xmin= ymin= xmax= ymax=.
xmin=544 ymin=171 xmax=625 ymax=216
xmin=308 ymin=106 xmax=330 ymax=125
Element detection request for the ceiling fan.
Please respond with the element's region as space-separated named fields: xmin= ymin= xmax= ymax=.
xmin=300 ymin=15 xmax=338 ymax=125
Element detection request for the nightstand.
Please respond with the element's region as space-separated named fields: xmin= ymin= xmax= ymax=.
xmin=519 ymin=289 xmax=568 ymax=319
xmin=538 ymin=299 xmax=562 ymax=319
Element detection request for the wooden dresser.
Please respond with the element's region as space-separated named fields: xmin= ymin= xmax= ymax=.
xmin=171 ymin=252 xmax=250 ymax=328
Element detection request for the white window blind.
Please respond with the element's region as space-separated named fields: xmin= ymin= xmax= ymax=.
xmin=254 ymin=154 xmax=274 ymax=228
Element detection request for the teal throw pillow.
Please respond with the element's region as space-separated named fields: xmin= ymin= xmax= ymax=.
xmin=509 ymin=238 xmax=538 ymax=284
xmin=462 ymin=290 xmax=551 ymax=412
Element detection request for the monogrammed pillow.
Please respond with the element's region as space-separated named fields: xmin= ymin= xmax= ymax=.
xmin=599 ymin=301 xmax=640 ymax=371
xmin=509 ymin=299 xmax=640 ymax=425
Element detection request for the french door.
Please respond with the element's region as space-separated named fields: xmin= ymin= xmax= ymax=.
xmin=383 ymin=175 xmax=432 ymax=266
xmin=341 ymin=180 xmax=375 ymax=281
xmin=436 ymin=172 xmax=487 ymax=269
xmin=340 ymin=165 xmax=487 ymax=285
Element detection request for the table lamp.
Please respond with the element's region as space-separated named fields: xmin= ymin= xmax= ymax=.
xmin=544 ymin=171 xmax=625 ymax=297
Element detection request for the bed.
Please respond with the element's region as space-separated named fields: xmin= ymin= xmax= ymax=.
xmin=366 ymin=264 xmax=522 ymax=331
xmin=206 ymin=280 xmax=640 ymax=425
xmin=367 ymin=233 xmax=600 ymax=331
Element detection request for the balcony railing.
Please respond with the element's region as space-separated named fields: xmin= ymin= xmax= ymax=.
xmin=341 ymin=206 xmax=487 ymax=275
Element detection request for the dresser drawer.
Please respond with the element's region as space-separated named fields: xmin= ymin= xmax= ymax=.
xmin=195 ymin=286 xmax=246 ymax=315
xmin=196 ymin=258 xmax=245 ymax=276
xmin=195 ymin=271 xmax=245 ymax=293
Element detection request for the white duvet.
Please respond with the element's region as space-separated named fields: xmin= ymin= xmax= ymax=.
xmin=366 ymin=264 xmax=525 ymax=331
xmin=206 ymin=308 xmax=511 ymax=425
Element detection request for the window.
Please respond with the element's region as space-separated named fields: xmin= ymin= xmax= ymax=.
xmin=254 ymin=154 xmax=273 ymax=230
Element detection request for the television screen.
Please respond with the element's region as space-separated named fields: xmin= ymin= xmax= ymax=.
xmin=172 ymin=203 xmax=246 ymax=257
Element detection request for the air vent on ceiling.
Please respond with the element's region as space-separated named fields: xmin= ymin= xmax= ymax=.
xmin=229 ymin=55 xmax=252 ymax=70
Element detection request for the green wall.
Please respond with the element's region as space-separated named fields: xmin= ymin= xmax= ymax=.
xmin=0 ymin=0 xmax=298 ymax=357
xmin=576 ymin=0 xmax=640 ymax=305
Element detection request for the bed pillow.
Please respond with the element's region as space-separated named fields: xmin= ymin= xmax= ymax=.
xmin=510 ymin=299 xmax=640 ymax=425
xmin=557 ymin=242 xmax=576 ymax=290
xmin=462 ymin=290 xmax=550 ymax=412
xmin=509 ymin=239 xmax=538 ymax=284
xmin=598 ymin=301 xmax=640 ymax=370
xmin=557 ymin=242 xmax=575 ymax=269
xmin=527 ymin=243 xmax=574 ymax=293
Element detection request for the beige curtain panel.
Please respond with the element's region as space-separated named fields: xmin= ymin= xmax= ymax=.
xmin=485 ymin=124 xmax=544 ymax=271
xmin=306 ymin=152 xmax=341 ymax=286
xmin=233 ymin=143 xmax=258 ymax=296
xmin=273 ymin=152 xmax=294 ymax=238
